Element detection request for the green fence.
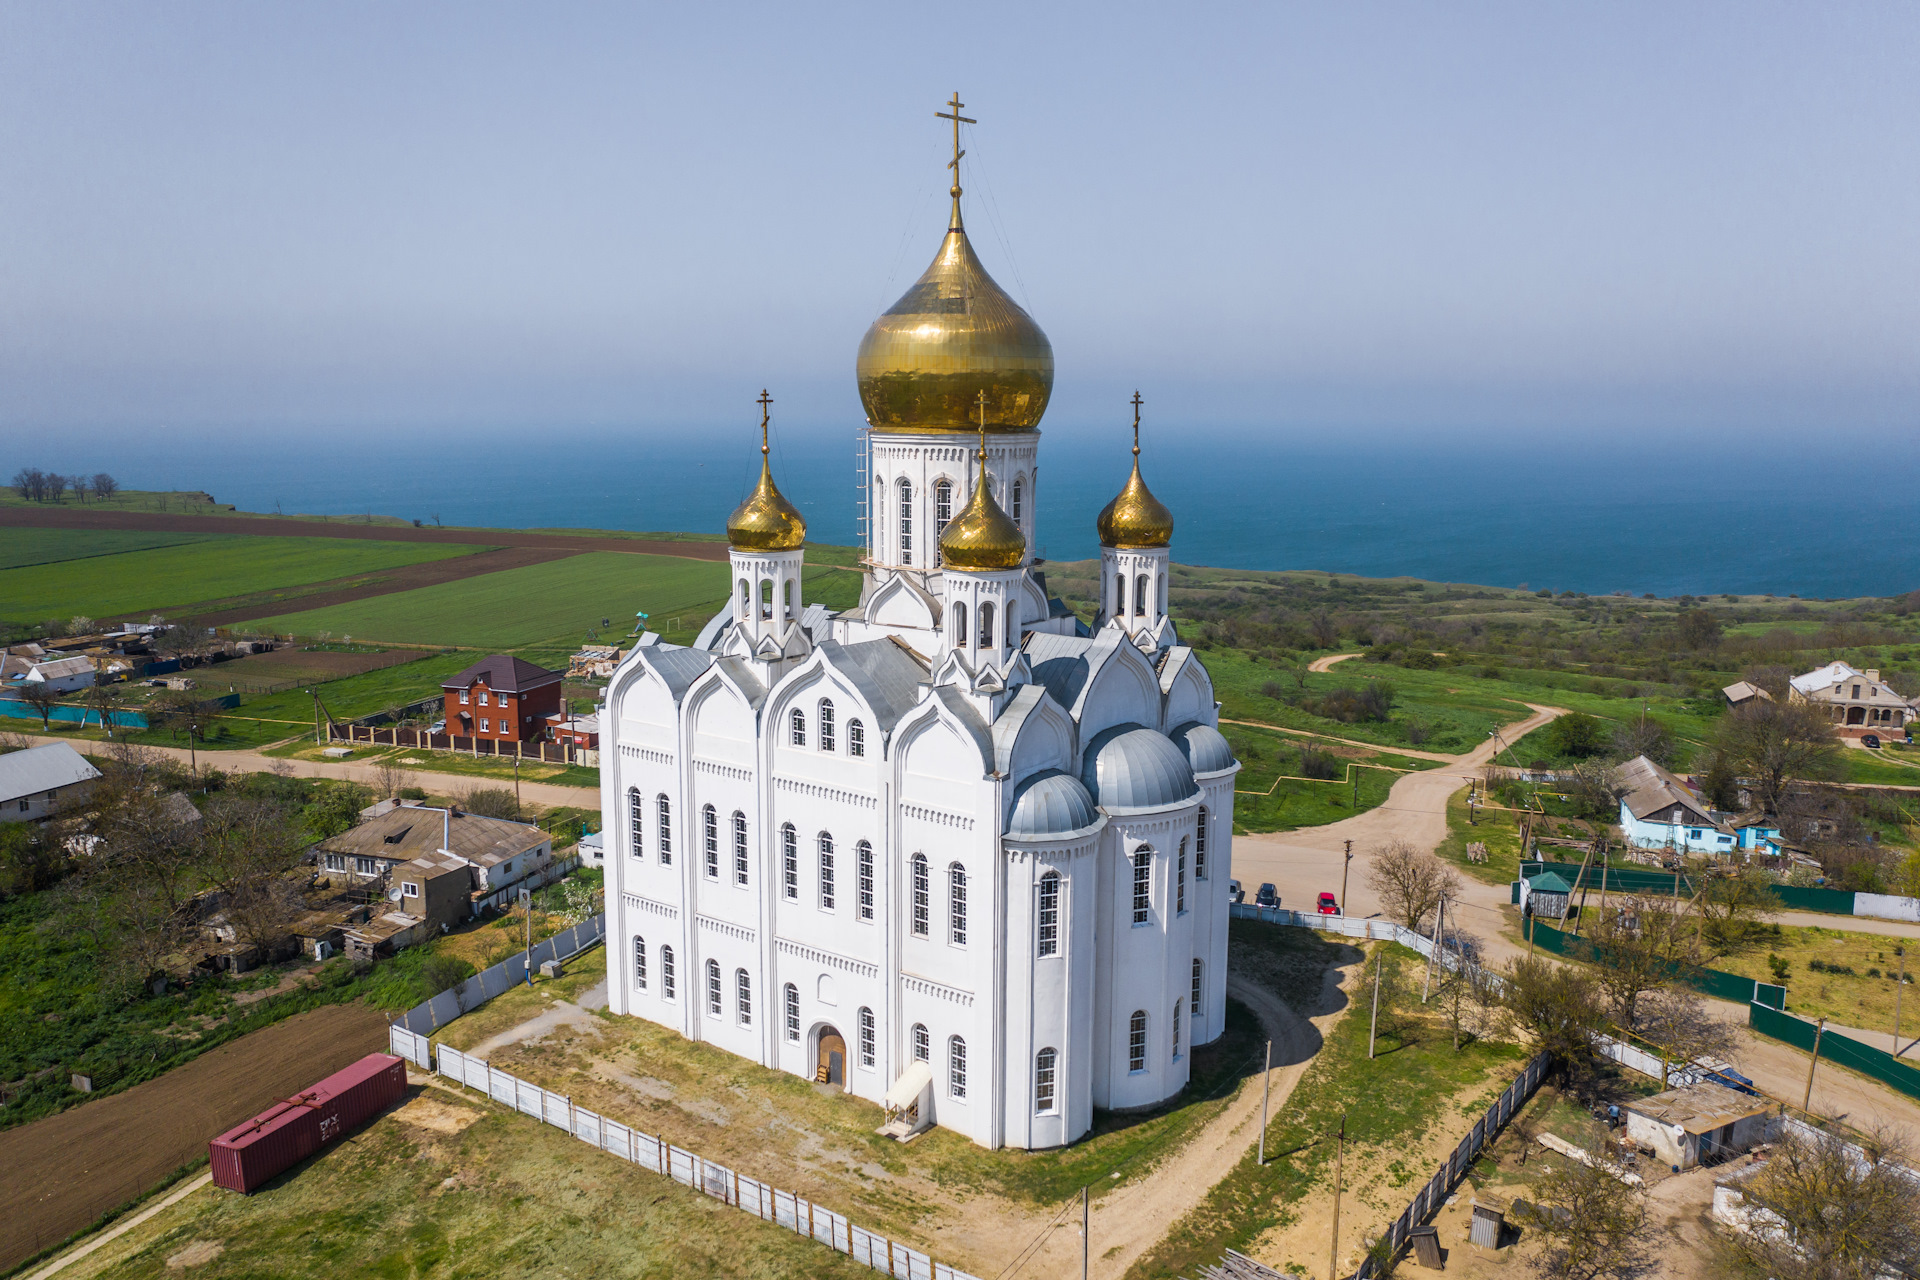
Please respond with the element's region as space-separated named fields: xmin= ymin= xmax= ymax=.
xmin=1522 ymin=860 xmax=1858 ymax=917
xmin=1769 ymin=884 xmax=1859 ymax=915
xmin=1749 ymin=1002 xmax=1920 ymax=1102
xmin=1526 ymin=921 xmax=1783 ymax=1007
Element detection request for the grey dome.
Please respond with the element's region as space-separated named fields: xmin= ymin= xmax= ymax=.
xmin=1006 ymin=770 xmax=1098 ymax=838
xmin=1171 ymin=722 xmax=1235 ymax=774
xmin=1081 ymin=724 xmax=1200 ymax=813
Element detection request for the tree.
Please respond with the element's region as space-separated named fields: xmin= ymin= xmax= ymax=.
xmin=1609 ymin=713 xmax=1673 ymax=766
xmin=1715 ymin=1123 xmax=1920 ymax=1280
xmin=1435 ymin=931 xmax=1503 ymax=1050
xmin=69 ymin=475 xmax=90 ymax=503
xmin=68 ymin=615 xmax=96 ymax=638
xmin=461 ymin=786 xmax=520 ymax=820
xmin=1563 ymin=760 xmax=1623 ymax=821
xmin=373 ymin=756 xmax=413 ymax=801
xmin=91 ymin=472 xmax=117 ymax=501
xmin=1587 ymin=894 xmax=1703 ymax=1027
xmin=1501 ymin=956 xmax=1607 ymax=1078
xmin=1630 ymin=989 xmax=1735 ymax=1088
xmin=1675 ymin=609 xmax=1723 ymax=650
xmin=1550 ymin=712 xmax=1606 ymax=758
xmin=80 ymin=678 xmax=125 ymax=738
xmin=43 ymin=472 xmax=66 ymax=502
xmin=1365 ymin=840 xmax=1460 ymax=930
xmin=15 ymin=680 xmax=62 ymax=730
xmin=1688 ymin=862 xmax=1779 ymax=952
xmin=1714 ymin=699 xmax=1841 ymax=817
xmin=202 ymin=793 xmax=307 ymax=957
xmin=1530 ymin=1133 xmax=1656 ymax=1279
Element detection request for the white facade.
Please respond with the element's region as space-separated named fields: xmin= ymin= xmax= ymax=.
xmin=599 ymin=443 xmax=1237 ymax=1151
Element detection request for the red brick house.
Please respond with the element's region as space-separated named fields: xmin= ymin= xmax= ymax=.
xmin=442 ymin=655 xmax=563 ymax=746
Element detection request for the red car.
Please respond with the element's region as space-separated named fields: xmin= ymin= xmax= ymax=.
xmin=1317 ymin=893 xmax=1340 ymax=915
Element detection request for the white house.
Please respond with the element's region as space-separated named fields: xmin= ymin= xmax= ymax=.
xmin=22 ymin=656 xmax=96 ymax=694
xmin=0 ymin=742 xmax=103 ymax=821
xmin=1615 ymin=755 xmax=1736 ymax=855
xmin=599 ymin=160 xmax=1236 ymax=1151
xmin=1788 ymin=661 xmax=1911 ymax=733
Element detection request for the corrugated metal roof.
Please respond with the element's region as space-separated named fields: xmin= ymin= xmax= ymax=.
xmin=29 ymin=657 xmax=95 ymax=679
xmin=317 ymin=807 xmax=546 ymax=867
xmin=0 ymin=742 xmax=103 ymax=803
xmin=1616 ymin=754 xmax=1719 ymax=826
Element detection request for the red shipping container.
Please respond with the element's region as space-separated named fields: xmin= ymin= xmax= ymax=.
xmin=209 ymin=1053 xmax=407 ymax=1193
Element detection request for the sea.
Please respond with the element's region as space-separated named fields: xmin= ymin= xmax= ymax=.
xmin=32 ymin=424 xmax=1920 ymax=600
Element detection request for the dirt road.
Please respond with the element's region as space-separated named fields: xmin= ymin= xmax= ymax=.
xmin=1307 ymin=653 xmax=1362 ymax=673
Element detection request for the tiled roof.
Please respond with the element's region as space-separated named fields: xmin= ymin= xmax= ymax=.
xmin=442 ymin=655 xmax=562 ymax=694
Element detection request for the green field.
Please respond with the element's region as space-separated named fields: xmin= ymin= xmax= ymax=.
xmin=0 ymin=536 xmax=475 ymax=624
xmin=0 ymin=529 xmax=226 ymax=571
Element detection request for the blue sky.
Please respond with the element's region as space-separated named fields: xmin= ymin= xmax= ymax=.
xmin=2 ymin=2 xmax=1915 ymax=440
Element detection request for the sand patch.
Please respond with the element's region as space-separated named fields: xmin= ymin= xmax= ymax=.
xmin=165 ymin=1240 xmax=225 ymax=1268
xmin=393 ymin=1095 xmax=484 ymax=1135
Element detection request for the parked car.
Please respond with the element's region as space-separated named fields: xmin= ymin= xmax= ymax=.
xmin=1227 ymin=878 xmax=1244 ymax=905
xmin=1255 ymin=883 xmax=1279 ymax=908
xmin=1317 ymin=892 xmax=1340 ymax=915
xmin=429 ymin=720 xmax=446 ymax=734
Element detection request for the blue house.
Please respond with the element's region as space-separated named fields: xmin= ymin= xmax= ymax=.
xmin=1615 ymin=755 xmax=1736 ymax=856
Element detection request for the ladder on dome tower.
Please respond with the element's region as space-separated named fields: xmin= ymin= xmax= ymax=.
xmin=855 ymin=428 xmax=873 ymax=566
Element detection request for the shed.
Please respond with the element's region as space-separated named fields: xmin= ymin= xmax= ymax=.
xmin=1622 ymin=1084 xmax=1774 ymax=1169
xmin=1469 ymin=1194 xmax=1508 ymax=1249
xmin=395 ymin=851 xmax=475 ymax=933
xmin=0 ymin=741 xmax=104 ymax=821
xmin=1522 ymin=871 xmax=1573 ymax=919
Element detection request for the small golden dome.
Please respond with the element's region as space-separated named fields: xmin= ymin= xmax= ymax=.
xmin=726 ymin=394 xmax=806 ymax=552
xmin=1095 ymin=395 xmax=1174 ymax=549
xmin=940 ymin=414 xmax=1027 ymax=571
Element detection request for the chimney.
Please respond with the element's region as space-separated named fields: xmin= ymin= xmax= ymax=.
xmin=1866 ymin=669 xmax=1880 ymax=682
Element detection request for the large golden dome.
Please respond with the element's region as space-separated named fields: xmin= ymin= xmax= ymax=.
xmin=856 ymin=207 xmax=1054 ymax=434
xmin=1096 ymin=398 xmax=1174 ymax=548
xmin=727 ymin=396 xmax=806 ymax=552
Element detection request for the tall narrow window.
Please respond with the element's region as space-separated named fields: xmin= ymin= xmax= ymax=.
xmin=1195 ymin=807 xmax=1208 ymax=880
xmin=911 ymin=854 xmax=930 ymax=936
xmin=782 ymin=823 xmax=798 ymax=900
xmin=632 ymin=936 xmax=647 ymax=989
xmin=661 ymin=946 xmax=676 ymax=1000
xmin=790 ymin=708 xmax=806 ymax=747
xmin=1011 ymin=477 xmax=1024 ymax=525
xmin=656 ymin=793 xmax=672 ymax=864
xmin=1132 ymin=848 xmax=1152 ymax=925
xmin=818 ymin=832 xmax=836 ymax=910
xmin=736 ymin=968 xmax=752 ymax=1025
xmin=1191 ymin=958 xmax=1204 ymax=1019
xmin=1115 ymin=573 xmax=1126 ymax=617
xmin=858 ymin=1007 xmax=876 ymax=1068
xmin=950 ymin=600 xmax=968 ymax=646
xmin=948 ymin=1036 xmax=967 ymax=1098
xmin=818 ymin=699 xmax=835 ymax=752
xmin=702 ymin=805 xmax=719 ymax=880
xmin=949 ymin=863 xmax=967 ymax=945
xmin=1135 ymin=573 xmax=1149 ymax=616
xmin=1172 ymin=998 xmax=1182 ymax=1059
xmin=706 ymin=960 xmax=722 ymax=1017
xmin=898 ymin=477 xmax=913 ymax=565
xmin=1035 ymin=1047 xmax=1057 ymax=1113
xmin=738 ymin=577 xmax=749 ymax=616
xmin=627 ymin=787 xmax=642 ymax=858
xmin=912 ymin=1023 xmax=929 ymax=1062
xmin=933 ymin=479 xmax=952 ymax=565
xmin=848 ymin=720 xmax=866 ymax=758
xmin=732 ymin=811 xmax=749 ymax=886
xmin=1128 ymin=1010 xmax=1147 ymax=1073
xmin=1037 ymin=871 xmax=1060 ymax=957
xmin=857 ymin=841 xmax=875 ymax=921
xmin=784 ymin=983 xmax=800 ymax=1042
xmin=1176 ymin=838 xmax=1187 ymax=915
xmin=978 ymin=601 xmax=995 ymax=650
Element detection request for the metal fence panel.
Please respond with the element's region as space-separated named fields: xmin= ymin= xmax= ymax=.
xmin=543 ymin=1090 xmax=571 ymax=1130
xmin=1750 ymin=1003 xmax=1920 ymax=1101
xmin=603 ymin=1120 xmax=634 ymax=1164
xmin=574 ymin=1107 xmax=602 ymax=1149
xmin=774 ymin=1189 xmax=799 ymax=1232
xmin=669 ymin=1146 xmax=697 ymax=1187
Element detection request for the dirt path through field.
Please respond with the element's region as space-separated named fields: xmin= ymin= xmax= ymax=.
xmin=0 ymin=1001 xmax=390 ymax=1273
xmin=1307 ymin=653 xmax=1363 ymax=673
xmin=178 ymin=545 xmax=578 ymax=625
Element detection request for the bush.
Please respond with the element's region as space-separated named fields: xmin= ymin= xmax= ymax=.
xmin=1259 ymin=680 xmax=1287 ymax=702
xmin=1549 ymin=712 xmax=1606 ymax=758
xmin=461 ymin=787 xmax=521 ymax=820
xmin=1305 ymin=682 xmax=1395 ymax=724
xmin=1299 ymin=744 xmax=1341 ymax=780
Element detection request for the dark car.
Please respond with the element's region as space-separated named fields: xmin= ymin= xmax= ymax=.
xmin=1255 ymin=883 xmax=1279 ymax=908
xmin=1227 ymin=878 xmax=1245 ymax=904
xmin=1317 ymin=892 xmax=1340 ymax=915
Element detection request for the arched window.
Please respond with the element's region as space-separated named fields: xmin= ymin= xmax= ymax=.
xmin=732 ymin=811 xmax=748 ymax=886
xmin=934 ymin=479 xmax=952 ymax=565
xmin=948 ymin=1035 xmax=968 ymax=1098
xmin=1132 ymin=848 xmax=1152 ymax=925
xmin=898 ymin=477 xmax=913 ymax=565
xmin=1037 ymin=871 xmax=1060 ymax=957
xmin=656 ymin=793 xmax=672 ymax=864
xmin=705 ymin=960 xmax=722 ymax=1017
xmin=1034 ymin=1047 xmax=1057 ymax=1114
xmin=627 ymin=787 xmax=642 ymax=859
xmin=1115 ymin=573 xmax=1126 ymax=617
xmin=912 ymin=1023 xmax=929 ymax=1062
xmin=1011 ymin=477 xmax=1024 ymax=525
xmin=949 ymin=862 xmax=968 ymax=945
xmin=978 ymin=601 xmax=995 ymax=650
xmin=848 ymin=719 xmax=866 ymax=757
xmin=858 ymin=1007 xmax=876 ymax=1068
xmin=784 ymin=983 xmax=800 ymax=1042
xmin=783 ymin=578 xmax=794 ymax=616
xmin=790 ymin=707 xmax=806 ymax=747
xmin=1195 ymin=807 xmax=1208 ymax=880
xmin=911 ymin=854 xmax=930 ymax=936
xmin=1172 ymin=998 xmax=1182 ymax=1060
xmin=1176 ymin=838 xmax=1187 ymax=915
xmin=1128 ymin=1010 xmax=1147 ymax=1073
xmin=632 ymin=936 xmax=646 ymax=989
xmin=857 ymin=841 xmax=875 ymax=921
xmin=735 ymin=968 xmax=752 ymax=1025
xmin=661 ymin=946 xmax=676 ymax=1000
xmin=738 ymin=577 xmax=749 ymax=616
xmin=950 ymin=600 xmax=968 ymax=646
xmin=702 ymin=804 xmax=719 ymax=880
xmin=760 ymin=577 xmax=773 ymax=619
xmin=1135 ymin=573 xmax=1149 ymax=616
xmin=818 ymin=699 xmax=835 ymax=752
xmin=781 ymin=823 xmax=798 ymax=900
xmin=1191 ymin=958 xmax=1203 ymax=1019
xmin=818 ymin=832 xmax=836 ymax=910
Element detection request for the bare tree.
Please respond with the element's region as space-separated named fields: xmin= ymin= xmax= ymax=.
xmin=202 ymin=793 xmax=308 ymax=957
xmin=1687 ymin=862 xmax=1779 ymax=952
xmin=372 ymin=755 xmax=413 ymax=801
xmin=1435 ymin=931 xmax=1504 ymax=1050
xmin=1501 ymin=956 xmax=1608 ymax=1079
xmin=1714 ymin=1123 xmax=1920 ymax=1280
xmin=1588 ymin=894 xmax=1703 ymax=1027
xmin=1529 ymin=1130 xmax=1656 ymax=1280
xmin=91 ymin=472 xmax=118 ymax=501
xmin=15 ymin=680 xmax=62 ymax=731
xmin=1714 ymin=699 xmax=1841 ymax=817
xmin=69 ymin=475 xmax=90 ymax=504
xmin=1631 ymin=989 xmax=1736 ymax=1088
xmin=1365 ymin=839 xmax=1460 ymax=930
xmin=44 ymin=472 xmax=66 ymax=502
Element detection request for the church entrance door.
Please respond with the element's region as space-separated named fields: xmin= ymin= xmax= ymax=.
xmin=817 ymin=1029 xmax=846 ymax=1085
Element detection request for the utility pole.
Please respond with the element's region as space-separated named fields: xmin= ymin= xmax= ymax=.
xmin=1081 ymin=1185 xmax=1089 ymax=1280
xmin=513 ymin=755 xmax=522 ymax=818
xmin=523 ymin=888 xmax=534 ymax=986
xmin=1340 ymin=840 xmax=1353 ymax=916
xmin=1368 ymin=948 xmax=1383 ymax=1059
xmin=1423 ymin=893 xmax=1445 ymax=1003
xmin=1257 ymin=1039 xmax=1272 ymax=1163
xmin=1802 ymin=1017 xmax=1826 ymax=1111
xmin=1893 ymin=948 xmax=1906 ymax=1055
xmin=1327 ymin=1112 xmax=1347 ymax=1280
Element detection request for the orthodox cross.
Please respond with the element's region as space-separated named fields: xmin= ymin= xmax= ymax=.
xmin=937 ymin=92 xmax=975 ymax=201
xmin=976 ymin=388 xmax=990 ymax=463
xmin=757 ymin=389 xmax=773 ymax=456
xmin=1131 ymin=390 xmax=1144 ymax=457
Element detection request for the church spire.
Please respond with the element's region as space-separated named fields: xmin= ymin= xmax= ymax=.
xmin=936 ymin=91 xmax=975 ymax=231
xmin=725 ymin=390 xmax=806 ymax=552
xmin=1096 ymin=392 xmax=1175 ymax=549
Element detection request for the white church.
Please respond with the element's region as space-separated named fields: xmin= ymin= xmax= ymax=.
xmin=599 ymin=116 xmax=1238 ymax=1150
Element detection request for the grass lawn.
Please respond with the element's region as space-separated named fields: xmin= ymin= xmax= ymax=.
xmin=0 ymin=536 xmax=475 ymax=625
xmin=1223 ymin=721 xmax=1437 ymax=834
xmin=0 ymin=528 xmax=226 ymax=571
xmin=59 ymin=1080 xmax=874 ymax=1280
xmin=1128 ymin=938 xmax=1530 ymax=1280
xmin=1713 ymin=924 xmax=1919 ymax=1036
xmin=253 ymin=551 xmax=733 ymax=649
xmin=1435 ymin=786 xmax=1530 ymax=886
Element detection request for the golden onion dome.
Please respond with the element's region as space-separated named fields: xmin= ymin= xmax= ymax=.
xmin=1096 ymin=397 xmax=1175 ymax=549
xmin=726 ymin=395 xmax=806 ymax=552
xmin=940 ymin=423 xmax=1027 ymax=571
xmin=856 ymin=204 xmax=1054 ymax=434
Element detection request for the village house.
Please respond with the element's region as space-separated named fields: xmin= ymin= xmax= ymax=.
xmin=546 ymin=710 xmax=599 ymax=750
xmin=1616 ymin=754 xmax=1737 ymax=855
xmin=395 ymin=851 xmax=476 ymax=932
xmin=21 ymin=656 xmax=96 ymax=694
xmin=312 ymin=799 xmax=560 ymax=916
xmin=0 ymin=742 xmax=103 ymax=821
xmin=1622 ymin=1084 xmax=1774 ymax=1170
xmin=441 ymin=655 xmax=564 ymax=746
xmin=1788 ymin=661 xmax=1913 ymax=736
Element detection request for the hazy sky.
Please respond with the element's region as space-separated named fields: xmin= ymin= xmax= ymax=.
xmin=2 ymin=2 xmax=1916 ymax=439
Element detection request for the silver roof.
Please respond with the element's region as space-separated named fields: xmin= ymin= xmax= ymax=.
xmin=1080 ymin=723 xmax=1199 ymax=814
xmin=1170 ymin=721 xmax=1235 ymax=774
xmin=832 ymin=638 xmax=929 ymax=734
xmin=0 ymin=741 xmax=102 ymax=803
xmin=1006 ymin=769 xmax=1098 ymax=838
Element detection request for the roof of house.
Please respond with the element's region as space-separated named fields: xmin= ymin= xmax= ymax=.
xmin=0 ymin=742 xmax=103 ymax=803
xmin=29 ymin=656 xmax=95 ymax=679
xmin=441 ymin=654 xmax=562 ymax=694
xmin=1790 ymin=661 xmax=1858 ymax=695
xmin=1721 ymin=681 xmax=1773 ymax=703
xmin=316 ymin=805 xmax=548 ymax=868
xmin=1617 ymin=754 xmax=1721 ymax=826
xmin=1625 ymin=1084 xmax=1771 ymax=1135
xmin=396 ymin=850 xmax=474 ymax=884
xmin=1526 ymin=872 xmax=1574 ymax=894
